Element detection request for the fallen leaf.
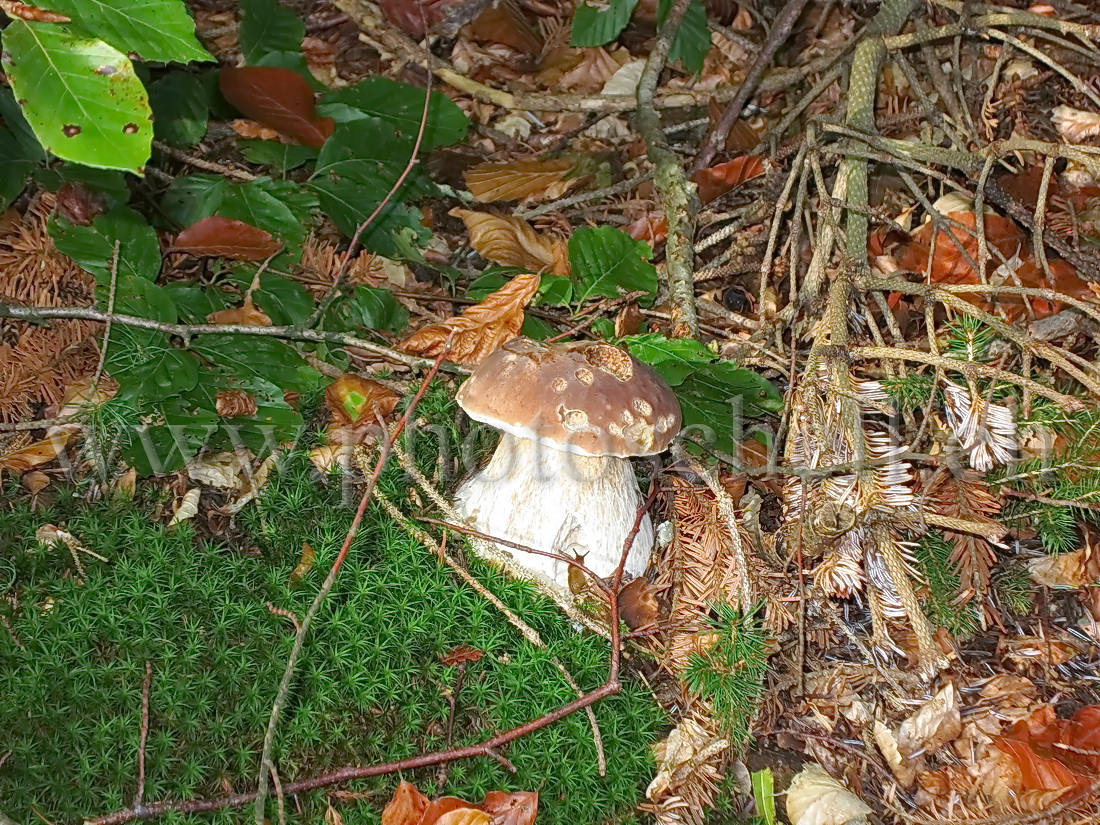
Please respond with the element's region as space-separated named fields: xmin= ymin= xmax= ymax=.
xmin=691 ymin=155 xmax=766 ymax=205
xmin=1029 ymin=525 xmax=1100 ymax=588
xmin=0 ymin=1 xmax=69 ymax=22
xmin=1051 ymin=105 xmax=1100 ymax=143
xmin=432 ymin=810 xmax=489 ymax=825
xmin=0 ymin=429 xmax=77 ymax=476
xmin=378 ymin=0 xmax=463 ymax=37
xmin=173 ymin=217 xmax=282 ymax=261
xmin=400 ymin=272 xmax=540 ymax=365
xmin=465 ymin=0 xmax=541 ymax=56
xmin=35 ymin=525 xmax=107 ymax=562
xmin=231 ymin=119 xmax=284 ymax=142
xmin=207 ymin=297 xmax=273 ymax=326
xmin=324 ymin=374 xmax=400 ymax=425
xmin=417 ymin=797 xmax=469 ymax=825
xmin=219 ymin=66 xmax=334 ymax=148
xmin=450 ymin=209 xmax=569 ymax=275
xmin=465 ymin=159 xmax=578 ymax=203
xmin=479 ymin=792 xmax=537 ymax=825
xmin=185 ymin=450 xmax=250 ymax=489
xmin=624 ymin=212 xmax=668 ymax=245
xmin=168 ymin=488 xmax=202 ymax=527
xmin=21 ymin=470 xmax=50 ymax=494
xmin=54 ymin=181 xmax=106 ymax=226
xmin=382 ymin=781 xmax=430 ymax=825
xmin=897 ymin=683 xmax=962 ymax=759
xmin=289 ymin=542 xmax=315 ymax=587
xmin=785 ymin=763 xmax=872 ymax=825
xmin=440 ymin=644 xmax=484 ymax=667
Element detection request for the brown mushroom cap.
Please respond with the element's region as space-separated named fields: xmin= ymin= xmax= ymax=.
xmin=457 ymin=337 xmax=682 ymax=457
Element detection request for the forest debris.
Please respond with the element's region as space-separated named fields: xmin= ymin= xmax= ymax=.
xmin=785 ymin=763 xmax=871 ymax=825
xmin=642 ymin=715 xmax=730 ymax=825
xmin=449 ymin=209 xmax=569 ymax=275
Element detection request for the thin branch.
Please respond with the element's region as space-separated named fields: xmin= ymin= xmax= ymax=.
xmin=634 ymin=0 xmax=699 ymax=337
xmin=133 ymin=662 xmax=153 ymax=808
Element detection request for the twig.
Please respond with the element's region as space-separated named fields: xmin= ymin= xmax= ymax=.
xmin=634 ymin=0 xmax=699 ymax=337
xmin=692 ymin=0 xmax=811 ymax=171
xmin=152 ymin=141 xmax=256 ymax=182
xmin=133 ymin=662 xmax=153 ymax=808
xmin=252 ymin=352 xmax=448 ymax=825
xmin=0 ymin=303 xmax=455 ymax=373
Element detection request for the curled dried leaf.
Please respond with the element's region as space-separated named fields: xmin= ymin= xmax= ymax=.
xmin=465 ymin=159 xmax=577 ymax=204
xmin=399 ymin=272 xmax=539 ymax=366
xmin=450 ymin=209 xmax=568 ymax=275
xmin=207 ymin=297 xmax=273 ymax=326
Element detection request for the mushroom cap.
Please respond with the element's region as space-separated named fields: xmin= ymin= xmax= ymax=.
xmin=457 ymin=337 xmax=681 ymax=457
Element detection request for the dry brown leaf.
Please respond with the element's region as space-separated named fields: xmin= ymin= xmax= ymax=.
xmin=399 ymin=272 xmax=539 ymax=366
xmin=383 ymin=781 xmax=430 ymax=825
xmin=479 ymin=792 xmax=537 ymax=825
xmin=0 ymin=429 xmax=77 ymax=475
xmin=785 ymin=764 xmax=871 ymax=825
xmin=1051 ymin=105 xmax=1100 ymax=143
xmin=168 ymin=488 xmax=202 ymax=527
xmin=207 ymin=297 xmax=273 ymax=326
xmin=897 ymin=683 xmax=963 ymax=759
xmin=432 ymin=810 xmax=489 ymax=825
xmin=464 ymin=159 xmax=578 ymax=204
xmin=1029 ymin=525 xmax=1100 ymax=587
xmin=231 ymin=119 xmax=284 ymax=142
xmin=216 ymin=389 xmax=259 ymax=418
xmin=324 ymin=374 xmax=400 ymax=425
xmin=22 ymin=470 xmax=51 ymax=494
xmin=642 ymin=715 xmax=730 ymax=825
xmin=450 ymin=209 xmax=569 ymax=275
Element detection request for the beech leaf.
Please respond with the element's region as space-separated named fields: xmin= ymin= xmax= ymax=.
xmin=219 ymin=66 xmax=334 ymax=148
xmin=479 ymin=791 xmax=537 ymax=825
xmin=173 ymin=216 xmax=282 ymax=260
xmin=450 ymin=208 xmax=569 ymax=275
xmin=464 ymin=158 xmax=578 ymax=203
xmin=691 ymin=155 xmax=766 ymax=205
xmin=399 ymin=272 xmax=540 ymax=366
xmin=382 ymin=781 xmax=430 ymax=825
xmin=207 ymin=297 xmax=273 ymax=326
xmin=324 ymin=374 xmax=400 ymax=425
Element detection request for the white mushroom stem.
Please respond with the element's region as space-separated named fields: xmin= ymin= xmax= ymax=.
xmin=453 ymin=433 xmax=654 ymax=593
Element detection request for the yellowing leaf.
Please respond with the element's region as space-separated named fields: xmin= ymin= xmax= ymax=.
xmin=399 ymin=273 xmax=539 ymax=366
xmin=324 ymin=374 xmax=400 ymax=425
xmin=464 ymin=158 xmax=578 ymax=204
xmin=450 ymin=208 xmax=569 ymax=275
xmin=433 ymin=810 xmax=490 ymax=825
xmin=289 ymin=542 xmax=315 ymax=587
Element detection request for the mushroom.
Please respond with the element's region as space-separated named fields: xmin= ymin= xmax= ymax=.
xmin=453 ymin=337 xmax=681 ymax=593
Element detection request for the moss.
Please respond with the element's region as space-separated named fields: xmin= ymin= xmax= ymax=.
xmin=0 ymin=449 xmax=664 ymax=825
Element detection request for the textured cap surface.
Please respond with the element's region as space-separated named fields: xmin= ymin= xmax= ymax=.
xmin=457 ymin=337 xmax=681 ymax=457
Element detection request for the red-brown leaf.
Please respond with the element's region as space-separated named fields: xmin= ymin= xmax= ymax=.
xmin=478 ymin=791 xmax=538 ymax=825
xmin=383 ymin=781 xmax=430 ymax=825
xmin=691 ymin=155 xmax=766 ymax=205
xmin=173 ymin=216 xmax=282 ymax=261
xmin=219 ymin=67 xmax=334 ymax=148
xmin=0 ymin=1 xmax=69 ymax=22
xmin=378 ymin=0 xmax=462 ymax=37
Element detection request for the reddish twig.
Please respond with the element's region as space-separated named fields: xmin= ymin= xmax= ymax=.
xmin=134 ymin=661 xmax=153 ymax=808
xmin=252 ymin=349 xmax=448 ymax=825
xmin=86 ymin=466 xmax=649 ymax=825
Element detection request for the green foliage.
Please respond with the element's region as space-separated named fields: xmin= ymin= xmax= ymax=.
xmin=683 ymin=602 xmax=769 ymax=743
xmin=992 ymin=561 xmax=1035 ymax=617
xmin=568 ymin=226 xmax=659 ymax=305
xmin=341 ymin=285 xmax=411 ymax=334
xmin=622 ymin=333 xmax=783 ymax=453
xmin=322 ymin=77 xmax=470 ymax=151
xmin=44 ymin=0 xmax=212 ymax=63
xmin=571 ymin=0 xmax=640 ymax=48
xmin=149 ymin=71 xmax=212 ymax=148
xmin=943 ymin=316 xmax=998 ymax=362
xmin=659 ymin=0 xmax=710 ymax=75
xmin=914 ymin=533 xmax=980 ymax=638
xmin=752 ymin=768 xmax=777 ymax=825
xmin=240 ymin=0 xmax=305 ymax=64
xmin=0 ymin=451 xmax=664 ymax=825
xmin=2 ymin=20 xmax=153 ymax=173
xmin=50 ymin=206 xmax=162 ymax=283
xmin=881 ymin=371 xmax=935 ymax=409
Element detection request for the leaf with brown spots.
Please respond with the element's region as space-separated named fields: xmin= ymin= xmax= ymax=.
xmin=399 ymin=273 xmax=539 ymax=366
xmin=465 ymin=158 xmax=578 ymax=204
xmin=450 ymin=209 xmax=569 ymax=275
xmin=173 ymin=216 xmax=282 ymax=261
xmin=219 ymin=66 xmax=334 ymax=148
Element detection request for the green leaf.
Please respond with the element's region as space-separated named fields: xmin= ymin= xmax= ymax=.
xmin=35 ymin=165 xmax=130 ymax=205
xmin=0 ymin=85 xmax=46 ymax=162
xmin=752 ymin=768 xmax=777 ymax=825
xmin=322 ymin=77 xmax=469 ymax=150
xmin=568 ymin=226 xmax=658 ymax=304
xmin=46 ymin=0 xmax=213 ymax=63
xmin=312 ymin=119 xmax=428 ymax=199
xmin=2 ymin=21 xmax=153 ymax=173
xmin=0 ymin=129 xmax=35 ymax=208
xmin=238 ymin=139 xmax=317 ymax=172
xmin=240 ymin=0 xmax=304 ymax=64
xmin=160 ymin=174 xmax=226 ymax=227
xmin=49 ymin=207 xmax=161 ymax=284
xmin=149 ymin=72 xmax=211 ymax=148
xmin=570 ymin=0 xmax=639 ymax=47
xmin=250 ymin=273 xmax=315 ymax=326
xmin=623 ymin=333 xmax=783 ymax=453
xmin=312 ymin=176 xmax=430 ymax=259
xmin=120 ymin=348 xmax=200 ymax=399
xmin=659 ymin=0 xmax=710 ymax=75
xmin=342 ymin=285 xmax=409 ymax=334
xmin=162 ymin=283 xmax=232 ymax=322
xmin=190 ymin=336 xmax=321 ymax=392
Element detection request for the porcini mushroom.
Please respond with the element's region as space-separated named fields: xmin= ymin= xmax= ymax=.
xmin=453 ymin=337 xmax=681 ymax=593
